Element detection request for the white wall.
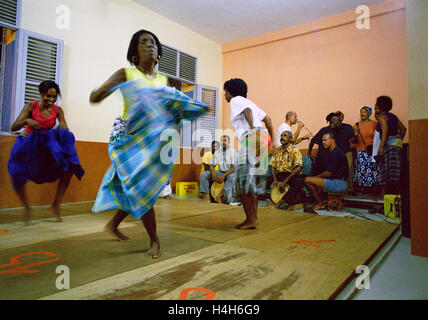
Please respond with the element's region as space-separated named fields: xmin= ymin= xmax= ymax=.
xmin=21 ymin=0 xmax=223 ymax=142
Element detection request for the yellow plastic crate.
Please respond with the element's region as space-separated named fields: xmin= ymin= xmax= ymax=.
xmin=175 ymin=182 xmax=199 ymax=197
xmin=384 ymin=194 xmax=401 ymax=220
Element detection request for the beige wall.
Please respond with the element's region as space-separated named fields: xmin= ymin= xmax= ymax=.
xmin=222 ymin=0 xmax=408 ymax=148
xmin=21 ymin=0 xmax=223 ymax=142
xmin=406 ymin=0 xmax=428 ymax=120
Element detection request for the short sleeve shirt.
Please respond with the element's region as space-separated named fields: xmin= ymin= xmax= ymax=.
xmin=326 ymin=147 xmax=349 ymax=180
xmin=270 ymin=144 xmax=303 ymax=173
xmin=211 ymin=148 xmax=238 ymax=172
xmin=230 ymin=96 xmax=267 ymax=141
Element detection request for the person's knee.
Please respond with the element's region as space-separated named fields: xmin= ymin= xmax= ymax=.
xmin=200 ymin=171 xmax=211 ymax=181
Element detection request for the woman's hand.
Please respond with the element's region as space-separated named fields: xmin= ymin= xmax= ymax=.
xmin=26 ymin=119 xmax=42 ymax=131
xmin=58 ymin=120 xmax=69 ymax=130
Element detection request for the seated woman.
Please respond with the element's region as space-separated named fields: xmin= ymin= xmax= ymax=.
xmin=8 ymin=80 xmax=84 ymax=224
xmin=351 ymin=106 xmax=377 ymax=193
xmin=373 ymin=95 xmax=407 ymax=199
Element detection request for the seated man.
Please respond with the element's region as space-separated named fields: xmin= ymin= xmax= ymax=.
xmin=304 ymin=132 xmax=348 ymax=212
xmin=198 ymin=140 xmax=219 ymax=198
xmin=199 ymin=135 xmax=238 ymax=204
xmin=267 ymin=131 xmax=305 ymax=209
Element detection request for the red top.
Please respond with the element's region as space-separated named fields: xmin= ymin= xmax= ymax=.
xmin=352 ymin=120 xmax=376 ymax=151
xmin=25 ymin=101 xmax=58 ymax=135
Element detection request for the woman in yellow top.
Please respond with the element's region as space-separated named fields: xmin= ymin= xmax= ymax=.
xmin=90 ymin=30 xmax=207 ymax=258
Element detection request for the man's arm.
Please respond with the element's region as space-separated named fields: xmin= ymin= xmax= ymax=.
xmin=270 ymin=165 xmax=279 ymax=188
xmin=293 ymin=135 xmax=310 ymax=145
xmin=242 ymin=108 xmax=254 ymax=129
xmin=279 ymin=166 xmax=302 ymax=186
xmin=292 ymin=121 xmax=304 ymax=143
xmin=262 ymin=114 xmax=274 ymax=146
xmin=209 ymin=164 xmax=221 ymax=183
xmin=316 ymin=170 xmax=332 ymax=179
xmin=308 ymin=138 xmax=316 ymax=160
xmin=219 ymin=166 xmax=235 ymax=182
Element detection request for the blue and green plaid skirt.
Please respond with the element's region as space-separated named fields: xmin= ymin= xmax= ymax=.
xmin=92 ymin=84 xmax=208 ymax=219
xmin=235 ymin=128 xmax=269 ymax=196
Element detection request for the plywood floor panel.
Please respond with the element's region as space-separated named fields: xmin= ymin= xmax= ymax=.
xmin=1 ymin=199 xmax=398 ymax=300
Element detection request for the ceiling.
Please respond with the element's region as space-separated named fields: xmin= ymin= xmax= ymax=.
xmin=133 ymin=0 xmax=385 ymax=44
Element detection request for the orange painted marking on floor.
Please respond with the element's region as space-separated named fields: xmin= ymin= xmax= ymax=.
xmin=290 ymin=239 xmax=336 ymax=248
xmin=0 ymin=251 xmax=60 ymax=274
xmin=179 ymin=287 xmax=216 ymax=300
xmin=0 ymin=229 xmax=15 ymax=236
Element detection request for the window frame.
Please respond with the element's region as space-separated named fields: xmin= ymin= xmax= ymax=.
xmin=11 ymin=29 xmax=63 ymax=127
xmin=0 ymin=0 xmax=22 ymax=30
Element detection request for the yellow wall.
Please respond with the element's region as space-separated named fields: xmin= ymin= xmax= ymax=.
xmin=20 ymin=0 xmax=223 ymax=142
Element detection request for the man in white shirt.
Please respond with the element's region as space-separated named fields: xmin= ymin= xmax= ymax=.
xmin=224 ymin=78 xmax=274 ymax=230
xmin=276 ymin=111 xmax=310 ymax=146
xmin=199 ymin=135 xmax=238 ymax=204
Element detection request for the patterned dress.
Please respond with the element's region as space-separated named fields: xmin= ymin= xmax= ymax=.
xmin=92 ymin=76 xmax=208 ymax=219
xmin=353 ymin=121 xmax=377 ymax=187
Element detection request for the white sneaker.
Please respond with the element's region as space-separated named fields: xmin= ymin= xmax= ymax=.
xmin=229 ymin=202 xmax=241 ymax=206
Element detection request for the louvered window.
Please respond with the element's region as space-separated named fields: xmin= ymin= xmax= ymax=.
xmin=158 ymin=44 xmax=197 ymax=84
xmin=23 ymin=36 xmax=61 ymax=103
xmin=179 ymin=52 xmax=196 ymax=83
xmin=13 ymin=30 xmax=63 ymax=120
xmin=0 ymin=0 xmax=21 ymax=29
xmin=194 ymin=86 xmax=218 ymax=148
xmin=158 ymin=45 xmax=178 ymax=77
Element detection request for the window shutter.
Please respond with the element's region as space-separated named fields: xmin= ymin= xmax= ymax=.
xmin=158 ymin=44 xmax=178 ymax=78
xmin=0 ymin=0 xmax=21 ymax=29
xmin=179 ymin=51 xmax=196 ymax=83
xmin=13 ymin=30 xmax=63 ymax=120
xmin=158 ymin=44 xmax=197 ymax=84
xmin=194 ymin=86 xmax=218 ymax=148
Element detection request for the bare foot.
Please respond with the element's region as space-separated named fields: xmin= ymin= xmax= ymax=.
xmin=265 ymin=199 xmax=276 ymax=209
xmin=104 ymin=224 xmax=131 ymax=241
xmin=24 ymin=208 xmax=33 ymax=226
xmin=146 ymin=239 xmax=160 ymax=259
xmin=235 ymin=220 xmax=259 ymax=230
xmin=274 ymin=200 xmax=284 ymax=209
xmin=51 ymin=204 xmax=63 ymax=222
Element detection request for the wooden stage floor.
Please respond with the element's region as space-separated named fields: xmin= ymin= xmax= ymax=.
xmin=0 ymin=198 xmax=398 ymax=300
